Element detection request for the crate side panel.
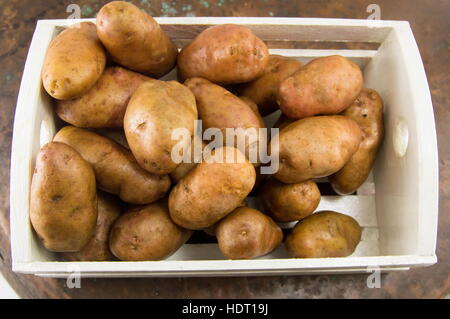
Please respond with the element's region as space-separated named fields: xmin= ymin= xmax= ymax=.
xmin=37 ymin=18 xmax=395 ymax=43
xmin=365 ymin=30 xmax=421 ymax=255
xmin=391 ymin=26 xmax=438 ymax=256
xmin=10 ymin=23 xmax=58 ymax=264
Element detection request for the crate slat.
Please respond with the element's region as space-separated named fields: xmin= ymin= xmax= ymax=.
xmin=166 ymin=226 xmax=380 ymax=261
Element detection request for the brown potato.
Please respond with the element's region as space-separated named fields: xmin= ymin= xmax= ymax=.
xmin=178 ymin=24 xmax=269 ymax=84
xmin=56 ymin=67 xmax=152 ymax=128
xmin=30 ymin=142 xmax=97 ymax=252
xmin=240 ymin=55 xmax=303 ymax=115
xmin=185 ymin=78 xmax=266 ymax=165
xmin=109 ymin=201 xmax=192 ymax=261
xmin=278 ymin=55 xmax=363 ymax=119
xmin=96 ymin=1 xmax=177 ymax=77
xmin=285 ymin=211 xmax=362 ymax=258
xmin=62 ymin=192 xmax=121 ymax=261
xmin=330 ymin=89 xmax=385 ymax=194
xmin=169 ymin=147 xmax=256 ymax=230
xmin=260 ymin=179 xmax=320 ymax=222
xmin=124 ymin=80 xmax=198 ymax=175
xmin=54 ymin=126 xmax=171 ymax=204
xmin=216 ymin=207 xmax=283 ymax=259
xmin=42 ymin=22 xmax=106 ymax=100
xmin=273 ymin=115 xmax=362 ymax=183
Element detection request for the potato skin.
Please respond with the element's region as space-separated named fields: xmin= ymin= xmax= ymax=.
xmin=42 ymin=22 xmax=106 ymax=100
xmin=54 ymin=126 xmax=171 ymax=204
xmin=178 ymin=24 xmax=269 ymax=84
xmin=273 ymin=115 xmax=362 ymax=183
xmin=56 ymin=67 xmax=152 ymax=128
xmin=278 ymin=55 xmax=363 ymax=119
xmin=124 ymin=80 xmax=198 ymax=175
xmin=109 ymin=201 xmax=192 ymax=261
xmin=96 ymin=1 xmax=177 ymax=77
xmin=260 ymin=179 xmax=320 ymax=222
xmin=185 ymin=78 xmax=265 ymax=164
xmin=285 ymin=211 xmax=362 ymax=258
xmin=30 ymin=142 xmax=97 ymax=252
xmin=62 ymin=192 xmax=121 ymax=261
xmin=169 ymin=147 xmax=256 ymax=230
xmin=240 ymin=55 xmax=303 ymax=115
xmin=216 ymin=207 xmax=283 ymax=259
xmin=330 ymin=89 xmax=385 ymax=194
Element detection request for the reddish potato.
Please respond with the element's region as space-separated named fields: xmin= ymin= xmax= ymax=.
xmin=178 ymin=24 xmax=269 ymax=84
xmin=278 ymin=55 xmax=363 ymax=119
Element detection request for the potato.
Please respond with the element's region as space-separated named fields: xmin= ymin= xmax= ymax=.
xmin=273 ymin=115 xmax=362 ymax=183
xmin=30 ymin=142 xmax=97 ymax=252
xmin=278 ymin=55 xmax=363 ymax=119
xmin=42 ymin=22 xmax=106 ymax=100
xmin=240 ymin=55 xmax=303 ymax=115
xmin=109 ymin=201 xmax=192 ymax=261
xmin=260 ymin=179 xmax=320 ymax=222
xmin=216 ymin=207 xmax=283 ymax=259
xmin=62 ymin=192 xmax=121 ymax=261
xmin=54 ymin=126 xmax=171 ymax=204
xmin=330 ymin=89 xmax=385 ymax=194
xmin=56 ymin=67 xmax=152 ymax=128
xmin=96 ymin=1 xmax=177 ymax=77
xmin=169 ymin=147 xmax=256 ymax=230
xmin=124 ymin=80 xmax=198 ymax=175
xmin=178 ymin=24 xmax=269 ymax=84
xmin=285 ymin=211 xmax=361 ymax=258
xmin=185 ymin=78 xmax=265 ymax=165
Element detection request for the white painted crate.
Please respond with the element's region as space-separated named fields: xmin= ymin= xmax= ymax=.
xmin=10 ymin=17 xmax=439 ymax=277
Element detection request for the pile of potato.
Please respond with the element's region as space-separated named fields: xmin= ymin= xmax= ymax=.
xmin=31 ymin=1 xmax=384 ymax=262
